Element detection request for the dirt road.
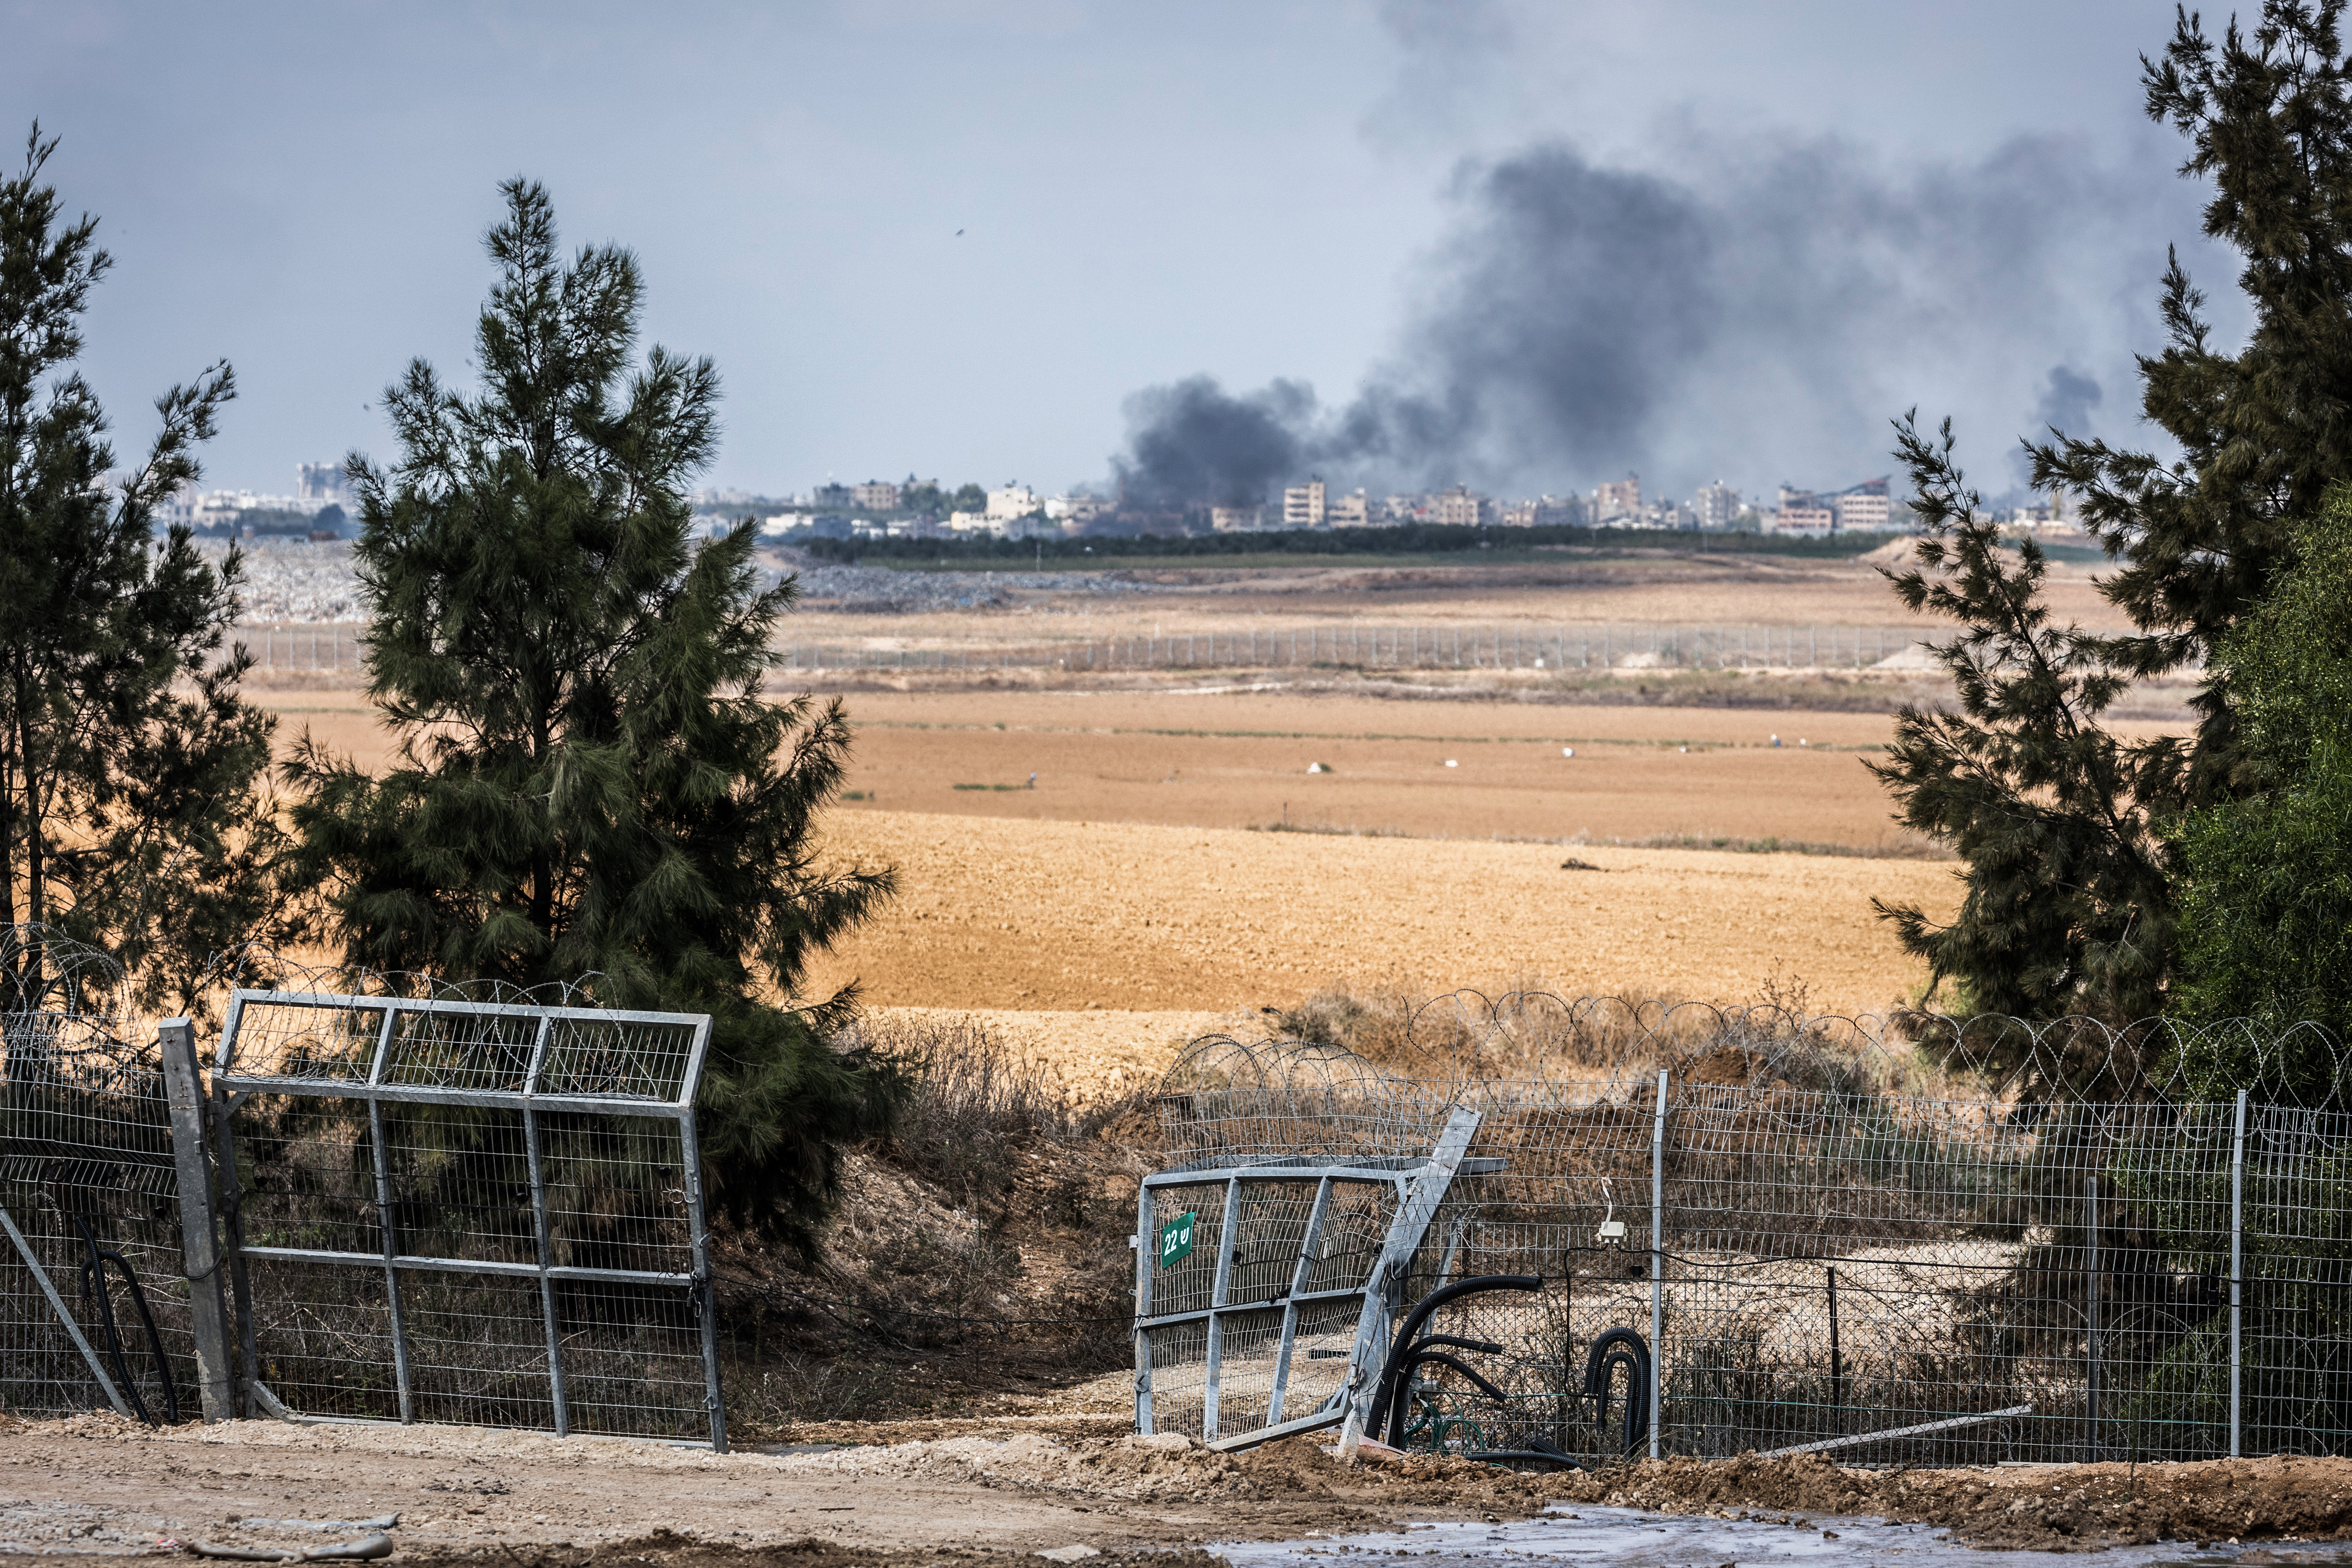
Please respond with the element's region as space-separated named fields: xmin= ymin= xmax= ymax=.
xmin=12 ymin=1415 xmax=2352 ymax=1561
xmin=0 ymin=1415 xmax=1522 ymax=1558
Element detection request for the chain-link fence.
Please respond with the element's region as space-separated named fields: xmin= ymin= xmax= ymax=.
xmin=771 ymin=623 xmax=1941 ymax=676
xmin=241 ymin=620 xmax=1969 ymax=677
xmin=1148 ymin=996 xmax=2352 ymax=1467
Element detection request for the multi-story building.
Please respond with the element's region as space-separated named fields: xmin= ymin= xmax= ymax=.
xmin=1593 ymin=474 xmax=1641 ymax=523
xmin=812 ymin=482 xmax=854 ymax=509
xmin=1692 ymin=481 xmax=1740 ymax=531
xmin=1772 ymin=491 xmax=1836 ymax=535
xmin=1209 ymin=504 xmax=1266 ymax=532
xmin=1283 ymin=479 xmax=1327 ymax=529
xmin=1831 ymin=477 xmax=1891 ymax=532
xmin=1433 ymin=486 xmax=1486 ymax=527
xmin=852 ymin=480 xmax=901 ymax=511
xmin=1327 ymin=489 xmax=1372 ymax=527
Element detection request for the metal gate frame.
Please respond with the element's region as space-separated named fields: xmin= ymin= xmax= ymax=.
xmin=1132 ymin=1105 xmax=1484 ymax=1450
xmin=210 ymin=989 xmax=727 ymax=1450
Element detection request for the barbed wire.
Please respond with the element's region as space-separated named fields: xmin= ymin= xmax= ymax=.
xmin=1156 ymin=991 xmax=2351 ymax=1169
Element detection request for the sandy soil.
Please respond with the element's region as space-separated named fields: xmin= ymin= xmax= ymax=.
xmin=797 ymin=810 xmax=1953 ymax=1024
xmin=11 ymin=1416 xmax=2352 ymax=1561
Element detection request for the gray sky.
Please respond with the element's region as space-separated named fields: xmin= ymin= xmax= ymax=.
xmin=9 ymin=1 xmax=2232 ymax=504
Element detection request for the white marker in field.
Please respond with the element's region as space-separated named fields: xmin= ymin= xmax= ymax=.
xmin=1561 ymin=747 xmax=1574 ymax=758
xmin=1444 ymin=759 xmax=1458 ymax=768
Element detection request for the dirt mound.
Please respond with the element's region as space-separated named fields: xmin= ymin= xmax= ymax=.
xmin=1574 ymin=1452 xmax=2352 ymax=1551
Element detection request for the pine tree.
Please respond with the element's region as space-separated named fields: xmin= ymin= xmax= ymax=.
xmin=1878 ymin=2 xmax=2352 ymax=1022
xmin=283 ymin=180 xmax=898 ymax=1251
xmin=0 ymin=125 xmax=274 ymax=1017
xmin=1873 ymin=419 xmax=2174 ymax=1024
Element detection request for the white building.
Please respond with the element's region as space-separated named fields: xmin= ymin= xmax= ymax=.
xmin=1283 ymin=479 xmax=1326 ymax=529
xmin=1326 ymin=489 xmax=1372 ymax=527
xmin=1209 ymin=504 xmax=1266 ymax=532
xmin=986 ymin=482 xmax=1041 ymax=522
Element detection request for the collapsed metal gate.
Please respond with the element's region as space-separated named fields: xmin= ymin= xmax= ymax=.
xmin=210 ymin=989 xmax=727 ymax=1447
xmin=1132 ymin=1106 xmax=1484 ymax=1449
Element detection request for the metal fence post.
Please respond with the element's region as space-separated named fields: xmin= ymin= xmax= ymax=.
xmin=156 ymin=1019 xmax=236 ymax=1421
xmin=209 ymin=993 xmax=260 ymax=1414
xmin=2231 ymin=1090 xmax=2248 ymax=1458
xmin=1650 ymin=1067 xmax=1669 ymax=1460
xmin=2085 ymin=1173 xmax=2100 ymax=1461
xmin=520 ymin=1016 xmax=568 ymax=1437
xmin=1202 ymin=1174 xmax=1242 ymax=1442
xmin=1133 ymin=1180 xmax=1156 ymax=1434
xmin=364 ymin=1007 xmax=415 ymax=1423
xmin=677 ymin=1102 xmax=729 ymax=1453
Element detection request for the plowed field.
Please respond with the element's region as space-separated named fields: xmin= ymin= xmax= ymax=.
xmin=264 ymin=686 xmax=1973 ymax=1086
xmin=821 ymin=690 xmax=1934 ymax=846
xmin=801 ymin=809 xmax=1956 ymax=1023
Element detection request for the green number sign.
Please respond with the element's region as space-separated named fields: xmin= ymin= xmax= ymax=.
xmin=1158 ymin=1210 xmax=1197 ymax=1269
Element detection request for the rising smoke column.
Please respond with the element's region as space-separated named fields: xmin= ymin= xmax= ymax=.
xmin=1111 ymin=127 xmax=2194 ymax=507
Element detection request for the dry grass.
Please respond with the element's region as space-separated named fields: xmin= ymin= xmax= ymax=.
xmin=715 ymin=1014 xmax=1158 ymax=1431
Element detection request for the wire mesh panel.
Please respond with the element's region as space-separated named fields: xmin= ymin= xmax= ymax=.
xmin=0 ymin=1008 xmax=198 ymax=1422
xmin=1150 ymin=1000 xmax=2352 ymax=1468
xmin=2235 ymin=1105 xmax=2352 ymax=1457
xmin=214 ymin=990 xmax=724 ymax=1447
xmin=1136 ymin=1170 xmax=1408 ymax=1442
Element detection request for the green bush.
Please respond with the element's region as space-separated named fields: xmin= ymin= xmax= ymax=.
xmin=2176 ymin=491 xmax=2352 ymax=1099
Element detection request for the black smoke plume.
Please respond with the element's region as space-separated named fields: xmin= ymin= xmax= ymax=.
xmin=1113 ymin=131 xmax=2203 ymax=509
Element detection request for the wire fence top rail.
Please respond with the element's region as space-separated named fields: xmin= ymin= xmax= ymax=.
xmin=216 ymin=989 xmax=713 ymax=1108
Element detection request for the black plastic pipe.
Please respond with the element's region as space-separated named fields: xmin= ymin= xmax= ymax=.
xmin=1363 ymin=1273 xmax=1543 ymax=1438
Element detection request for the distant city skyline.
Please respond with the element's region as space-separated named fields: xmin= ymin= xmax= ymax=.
xmin=13 ymin=2 xmax=2231 ymax=504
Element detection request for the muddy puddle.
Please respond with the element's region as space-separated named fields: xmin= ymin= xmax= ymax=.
xmin=1217 ymin=1505 xmax=2351 ymax=1568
